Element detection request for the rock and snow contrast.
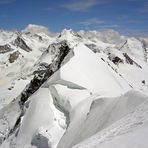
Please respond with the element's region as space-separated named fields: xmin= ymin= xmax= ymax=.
xmin=0 ymin=25 xmax=148 ymax=148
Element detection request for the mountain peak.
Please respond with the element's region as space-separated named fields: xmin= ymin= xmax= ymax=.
xmin=58 ymin=29 xmax=82 ymax=45
xmin=59 ymin=29 xmax=77 ymax=38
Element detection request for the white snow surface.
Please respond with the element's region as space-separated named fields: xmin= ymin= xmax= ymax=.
xmin=73 ymin=92 xmax=148 ymax=148
xmin=0 ymin=27 xmax=148 ymax=148
xmin=59 ymin=43 xmax=131 ymax=95
xmin=15 ymin=88 xmax=66 ymax=148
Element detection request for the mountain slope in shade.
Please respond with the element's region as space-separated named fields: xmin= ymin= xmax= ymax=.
xmin=0 ymin=26 xmax=148 ymax=148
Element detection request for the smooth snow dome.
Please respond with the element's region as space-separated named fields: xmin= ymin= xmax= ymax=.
xmin=60 ymin=43 xmax=130 ymax=95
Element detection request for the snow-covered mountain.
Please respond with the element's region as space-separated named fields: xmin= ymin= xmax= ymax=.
xmin=0 ymin=25 xmax=148 ymax=148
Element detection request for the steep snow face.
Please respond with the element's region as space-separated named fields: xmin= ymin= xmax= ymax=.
xmin=59 ymin=43 xmax=130 ymax=95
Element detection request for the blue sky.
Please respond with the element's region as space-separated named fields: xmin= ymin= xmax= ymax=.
xmin=0 ymin=0 xmax=148 ymax=36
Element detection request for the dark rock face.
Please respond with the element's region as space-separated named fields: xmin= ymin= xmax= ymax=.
xmin=14 ymin=36 xmax=32 ymax=52
xmin=20 ymin=41 xmax=71 ymax=106
xmin=109 ymin=55 xmax=123 ymax=65
xmin=123 ymin=53 xmax=142 ymax=68
xmin=141 ymin=40 xmax=148 ymax=62
xmin=112 ymin=56 xmax=123 ymax=65
xmin=142 ymin=80 xmax=145 ymax=84
xmin=118 ymin=40 xmax=127 ymax=50
xmin=0 ymin=44 xmax=13 ymax=54
xmin=85 ymin=44 xmax=100 ymax=53
xmin=123 ymin=53 xmax=134 ymax=65
xmin=31 ymin=134 xmax=50 ymax=148
xmin=9 ymin=51 xmax=20 ymax=63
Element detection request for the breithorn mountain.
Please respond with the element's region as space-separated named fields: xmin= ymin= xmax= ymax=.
xmin=0 ymin=25 xmax=148 ymax=148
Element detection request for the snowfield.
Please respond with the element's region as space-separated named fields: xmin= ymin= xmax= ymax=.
xmin=73 ymin=93 xmax=148 ymax=148
xmin=0 ymin=26 xmax=148 ymax=148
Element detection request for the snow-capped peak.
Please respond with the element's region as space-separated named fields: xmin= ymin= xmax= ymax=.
xmin=57 ymin=29 xmax=82 ymax=47
xmin=59 ymin=29 xmax=81 ymax=39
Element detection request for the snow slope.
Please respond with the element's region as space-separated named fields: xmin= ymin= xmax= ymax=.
xmin=73 ymin=92 xmax=148 ymax=148
xmin=58 ymin=43 xmax=131 ymax=95
xmin=15 ymin=88 xmax=66 ymax=148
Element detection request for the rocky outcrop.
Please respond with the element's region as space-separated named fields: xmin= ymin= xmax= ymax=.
xmin=123 ymin=53 xmax=142 ymax=68
xmin=9 ymin=51 xmax=20 ymax=63
xmin=108 ymin=55 xmax=123 ymax=65
xmin=118 ymin=40 xmax=128 ymax=50
xmin=31 ymin=133 xmax=49 ymax=148
xmin=14 ymin=36 xmax=32 ymax=52
xmin=20 ymin=41 xmax=70 ymax=105
xmin=141 ymin=40 xmax=148 ymax=62
xmin=0 ymin=44 xmax=13 ymax=54
xmin=85 ymin=44 xmax=100 ymax=53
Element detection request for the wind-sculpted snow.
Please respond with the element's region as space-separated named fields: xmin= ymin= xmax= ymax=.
xmin=0 ymin=28 xmax=148 ymax=148
xmin=16 ymin=88 xmax=66 ymax=148
xmin=73 ymin=92 xmax=148 ymax=148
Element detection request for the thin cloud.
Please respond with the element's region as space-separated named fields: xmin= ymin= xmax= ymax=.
xmin=0 ymin=0 xmax=15 ymax=4
xmin=61 ymin=0 xmax=99 ymax=11
xmin=77 ymin=18 xmax=104 ymax=26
